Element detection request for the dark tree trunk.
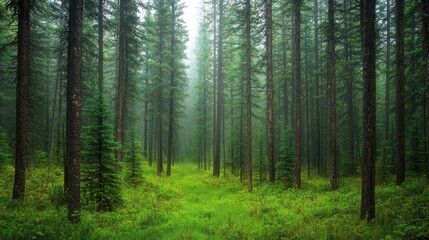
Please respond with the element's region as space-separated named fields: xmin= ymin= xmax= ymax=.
xmin=423 ymin=0 xmax=429 ymax=184
xmin=293 ymin=0 xmax=302 ymax=189
xmin=382 ymin=0 xmax=391 ymax=182
xmin=13 ymin=0 xmax=31 ymax=201
xmin=66 ymin=0 xmax=83 ymax=223
xmin=360 ymin=0 xmax=376 ymax=221
xmin=245 ymin=0 xmax=252 ymax=192
xmin=395 ymin=0 xmax=405 ymax=185
xmin=98 ymin=0 xmax=104 ymax=94
xmin=167 ymin=0 xmax=176 ymax=177
xmin=266 ymin=0 xmax=274 ymax=183
xmin=212 ymin=0 xmax=217 ymax=171
xmin=328 ymin=0 xmax=337 ymax=190
xmin=213 ymin=0 xmax=223 ymax=177
xmin=313 ymin=0 xmax=321 ymax=176
xmin=116 ymin=0 xmax=126 ymax=162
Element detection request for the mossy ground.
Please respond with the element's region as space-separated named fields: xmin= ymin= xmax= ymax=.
xmin=0 ymin=160 xmax=428 ymax=239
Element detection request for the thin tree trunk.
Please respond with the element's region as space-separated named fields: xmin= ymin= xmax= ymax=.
xmin=381 ymin=0 xmax=391 ymax=182
xmin=116 ymin=0 xmax=126 ymax=162
xmin=213 ymin=0 xmax=223 ymax=177
xmin=360 ymin=0 xmax=376 ymax=221
xmin=395 ymin=0 xmax=405 ymax=185
xmin=313 ymin=0 xmax=321 ymax=176
xmin=293 ymin=0 xmax=302 ymax=189
xmin=98 ymin=0 xmax=104 ymax=94
xmin=167 ymin=0 xmax=176 ymax=177
xmin=13 ymin=0 xmax=31 ymax=201
xmin=212 ymin=0 xmax=217 ymax=172
xmin=422 ymin=0 xmax=429 ymax=184
xmin=66 ymin=0 xmax=83 ymax=223
xmin=266 ymin=0 xmax=275 ymax=183
xmin=328 ymin=0 xmax=337 ymax=190
xmin=246 ymin=0 xmax=252 ymax=192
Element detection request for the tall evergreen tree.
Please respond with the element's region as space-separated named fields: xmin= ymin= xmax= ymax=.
xmin=66 ymin=0 xmax=83 ymax=223
xmin=328 ymin=0 xmax=337 ymax=190
xmin=12 ymin=0 xmax=31 ymax=201
xmin=360 ymin=0 xmax=376 ymax=221
xmin=293 ymin=0 xmax=302 ymax=189
xmin=395 ymin=0 xmax=405 ymax=185
xmin=266 ymin=0 xmax=274 ymax=183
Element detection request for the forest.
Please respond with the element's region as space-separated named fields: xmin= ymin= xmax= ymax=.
xmin=0 ymin=0 xmax=429 ymax=239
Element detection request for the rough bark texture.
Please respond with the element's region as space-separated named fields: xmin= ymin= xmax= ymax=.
xmin=360 ymin=0 xmax=376 ymax=221
xmin=266 ymin=0 xmax=275 ymax=183
xmin=66 ymin=0 xmax=83 ymax=223
xmin=13 ymin=0 xmax=31 ymax=201
xmin=293 ymin=0 xmax=302 ymax=189
xmin=246 ymin=0 xmax=252 ymax=192
xmin=395 ymin=0 xmax=405 ymax=186
xmin=328 ymin=0 xmax=337 ymax=190
xmin=423 ymin=0 xmax=429 ymax=184
xmin=213 ymin=0 xmax=223 ymax=177
xmin=115 ymin=0 xmax=126 ymax=162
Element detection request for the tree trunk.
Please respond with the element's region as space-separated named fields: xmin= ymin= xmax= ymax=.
xmin=245 ymin=0 xmax=253 ymax=192
xmin=395 ymin=0 xmax=405 ymax=185
xmin=213 ymin=0 xmax=223 ymax=177
xmin=98 ymin=0 xmax=104 ymax=94
xmin=212 ymin=0 xmax=217 ymax=172
xmin=266 ymin=0 xmax=274 ymax=183
xmin=13 ymin=0 xmax=31 ymax=201
xmin=313 ymin=0 xmax=321 ymax=176
xmin=293 ymin=0 xmax=302 ymax=189
xmin=116 ymin=0 xmax=126 ymax=162
xmin=422 ymin=0 xmax=429 ymax=184
xmin=167 ymin=0 xmax=176 ymax=177
xmin=66 ymin=0 xmax=83 ymax=223
xmin=360 ymin=0 xmax=376 ymax=221
xmin=328 ymin=0 xmax=337 ymax=190
xmin=382 ymin=0 xmax=391 ymax=182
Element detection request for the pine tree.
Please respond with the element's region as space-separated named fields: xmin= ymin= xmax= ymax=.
xmin=82 ymin=95 xmax=121 ymax=211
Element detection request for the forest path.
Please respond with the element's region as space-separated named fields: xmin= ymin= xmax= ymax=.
xmin=141 ymin=162 xmax=255 ymax=239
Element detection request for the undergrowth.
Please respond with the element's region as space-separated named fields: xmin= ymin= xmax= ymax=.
xmin=0 ymin=161 xmax=428 ymax=239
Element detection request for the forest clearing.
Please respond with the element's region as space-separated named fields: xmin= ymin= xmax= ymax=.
xmin=0 ymin=161 xmax=428 ymax=239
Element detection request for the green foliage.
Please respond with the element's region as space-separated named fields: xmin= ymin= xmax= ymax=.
xmin=276 ymin=129 xmax=295 ymax=186
xmin=0 ymin=127 xmax=12 ymax=168
xmin=1 ymin=162 xmax=428 ymax=239
xmin=81 ymin=95 xmax=121 ymax=212
xmin=123 ymin=131 xmax=143 ymax=186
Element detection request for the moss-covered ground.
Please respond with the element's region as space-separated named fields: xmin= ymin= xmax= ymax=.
xmin=0 ymin=161 xmax=428 ymax=239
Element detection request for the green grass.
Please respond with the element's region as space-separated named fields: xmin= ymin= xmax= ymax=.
xmin=0 ymin=161 xmax=428 ymax=239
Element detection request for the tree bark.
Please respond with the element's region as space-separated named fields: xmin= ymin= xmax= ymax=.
xmin=167 ymin=0 xmax=176 ymax=177
xmin=116 ymin=0 xmax=126 ymax=162
xmin=66 ymin=0 xmax=83 ymax=223
xmin=245 ymin=0 xmax=252 ymax=192
xmin=360 ymin=0 xmax=376 ymax=221
xmin=382 ymin=0 xmax=391 ymax=182
xmin=328 ymin=0 xmax=337 ymax=190
xmin=293 ymin=0 xmax=302 ymax=189
xmin=423 ymin=0 xmax=429 ymax=184
xmin=266 ymin=0 xmax=274 ymax=183
xmin=313 ymin=0 xmax=321 ymax=176
xmin=13 ymin=0 xmax=31 ymax=201
xmin=395 ymin=0 xmax=405 ymax=185
xmin=213 ymin=0 xmax=223 ymax=177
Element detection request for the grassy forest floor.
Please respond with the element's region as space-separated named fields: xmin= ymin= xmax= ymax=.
xmin=1 ymin=160 xmax=429 ymax=240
